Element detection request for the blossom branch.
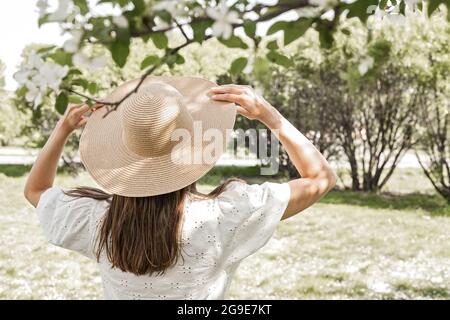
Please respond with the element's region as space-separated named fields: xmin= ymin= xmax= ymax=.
xmin=101 ymin=35 xmax=212 ymax=118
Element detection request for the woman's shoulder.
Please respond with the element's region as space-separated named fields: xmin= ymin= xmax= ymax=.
xmin=216 ymin=179 xmax=291 ymax=215
xmin=37 ymin=186 xmax=109 ymax=217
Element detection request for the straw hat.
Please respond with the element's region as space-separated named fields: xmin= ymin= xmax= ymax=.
xmin=79 ymin=76 xmax=236 ymax=197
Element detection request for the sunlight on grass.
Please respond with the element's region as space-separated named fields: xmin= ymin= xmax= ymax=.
xmin=0 ymin=166 xmax=449 ymax=299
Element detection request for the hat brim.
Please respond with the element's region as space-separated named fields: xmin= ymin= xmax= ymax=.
xmin=79 ymin=76 xmax=236 ymax=197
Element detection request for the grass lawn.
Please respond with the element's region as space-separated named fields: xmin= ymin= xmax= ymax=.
xmin=0 ymin=165 xmax=449 ymax=299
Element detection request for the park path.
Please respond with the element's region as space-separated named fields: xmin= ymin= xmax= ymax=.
xmin=0 ymin=146 xmax=424 ymax=168
xmin=0 ymin=147 xmax=260 ymax=167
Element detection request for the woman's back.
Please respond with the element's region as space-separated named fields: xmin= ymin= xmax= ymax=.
xmin=36 ymin=180 xmax=290 ymax=299
xmin=25 ymin=79 xmax=336 ymax=299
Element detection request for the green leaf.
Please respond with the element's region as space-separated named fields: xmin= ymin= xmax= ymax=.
xmin=399 ymin=1 xmax=406 ymax=15
xmin=131 ymin=0 xmax=146 ymax=15
xmin=253 ymin=56 xmax=270 ymax=79
xmin=38 ymin=14 xmax=49 ymax=27
xmin=166 ymin=54 xmax=177 ymax=68
xmin=417 ymin=2 xmax=423 ymax=11
xmin=316 ymin=24 xmax=334 ymax=49
xmin=88 ymin=82 xmax=98 ymax=95
xmin=16 ymin=86 xmax=27 ymax=98
xmin=379 ymin=0 xmax=388 ymax=9
xmin=218 ymin=35 xmax=248 ymax=49
xmin=67 ymin=69 xmax=83 ymax=77
xmin=117 ymin=0 xmax=129 ymax=7
xmin=243 ymin=20 xmax=257 ymax=38
xmin=284 ymin=19 xmax=312 ymax=45
xmin=151 ymin=32 xmax=168 ymax=49
xmin=266 ymin=51 xmax=294 ymax=68
xmin=267 ymin=21 xmax=288 ymax=35
xmin=175 ymin=54 xmax=185 ymax=65
xmin=110 ymin=41 xmax=130 ymax=67
xmin=50 ymin=50 xmax=73 ymax=66
xmin=37 ymin=45 xmax=56 ymax=54
xmin=73 ymin=0 xmax=89 ymax=14
xmin=191 ymin=20 xmax=212 ymax=43
xmin=142 ymin=34 xmax=151 ymax=43
xmin=68 ymin=95 xmax=84 ymax=104
xmin=55 ymin=92 xmax=69 ymax=115
xmin=72 ymin=78 xmax=89 ymax=89
xmin=267 ymin=40 xmax=279 ymax=50
xmin=116 ymin=27 xmax=130 ymax=43
xmin=345 ymin=0 xmax=379 ymax=23
xmin=155 ymin=9 xmax=172 ymax=23
xmin=267 ymin=19 xmax=312 ymax=46
xmin=341 ymin=28 xmax=351 ymax=36
xmin=230 ymin=57 xmax=248 ymax=76
xmin=140 ymin=55 xmax=160 ymax=69
xmin=428 ymin=0 xmax=444 ymax=17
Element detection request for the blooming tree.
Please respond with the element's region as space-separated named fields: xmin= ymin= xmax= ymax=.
xmin=14 ymin=0 xmax=450 ymax=115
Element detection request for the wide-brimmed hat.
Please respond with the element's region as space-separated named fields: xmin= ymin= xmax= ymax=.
xmin=79 ymin=76 xmax=236 ymax=197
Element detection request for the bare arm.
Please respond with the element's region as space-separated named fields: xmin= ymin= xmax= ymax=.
xmin=24 ymin=104 xmax=92 ymax=207
xmin=210 ymin=85 xmax=336 ymax=220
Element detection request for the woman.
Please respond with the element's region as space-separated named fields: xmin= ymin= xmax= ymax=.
xmin=24 ymin=76 xmax=336 ymax=299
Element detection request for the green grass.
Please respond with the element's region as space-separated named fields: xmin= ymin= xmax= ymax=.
xmin=322 ymin=191 xmax=448 ymax=215
xmin=0 ymin=166 xmax=449 ymax=299
xmin=0 ymin=164 xmax=32 ymax=177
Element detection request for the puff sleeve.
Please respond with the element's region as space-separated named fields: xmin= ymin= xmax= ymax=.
xmin=36 ymin=186 xmax=103 ymax=259
xmin=217 ymin=181 xmax=291 ymax=264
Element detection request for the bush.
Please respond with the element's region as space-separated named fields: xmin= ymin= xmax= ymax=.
xmin=415 ymin=53 xmax=450 ymax=203
xmin=262 ymin=19 xmax=441 ymax=192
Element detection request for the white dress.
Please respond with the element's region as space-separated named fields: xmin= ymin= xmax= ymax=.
xmin=36 ymin=180 xmax=291 ymax=299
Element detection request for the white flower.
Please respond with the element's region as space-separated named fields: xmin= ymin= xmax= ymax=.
xmin=63 ymin=30 xmax=83 ymax=53
xmin=13 ymin=69 xmax=31 ymax=85
xmin=40 ymin=62 xmax=69 ymax=90
xmin=72 ymin=52 xmax=88 ymax=68
xmin=90 ymin=56 xmax=108 ymax=70
xmin=153 ymin=16 xmax=170 ymax=31
xmin=36 ymin=0 xmax=49 ymax=18
xmin=73 ymin=52 xmax=107 ymax=71
xmin=48 ymin=0 xmax=73 ymax=22
xmin=14 ymin=50 xmax=70 ymax=108
xmin=296 ymin=7 xmax=322 ymax=18
xmin=309 ymin=0 xmax=338 ymax=10
xmin=28 ymin=51 xmax=44 ymax=70
xmin=358 ymin=56 xmax=375 ymax=75
xmin=404 ymin=0 xmax=421 ymax=10
xmin=368 ymin=280 xmax=391 ymax=293
xmin=320 ymin=9 xmax=335 ymax=21
xmin=25 ymin=86 xmax=43 ymax=107
xmin=206 ymin=1 xmax=241 ymax=39
xmin=112 ymin=15 xmax=129 ymax=28
xmin=243 ymin=55 xmax=254 ymax=74
xmin=153 ymin=1 xmax=185 ymax=17
xmin=192 ymin=6 xmax=204 ymax=17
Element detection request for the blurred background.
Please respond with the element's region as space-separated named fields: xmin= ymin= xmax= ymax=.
xmin=0 ymin=0 xmax=449 ymax=299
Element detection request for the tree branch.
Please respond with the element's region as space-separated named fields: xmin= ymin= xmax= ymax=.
xmin=67 ymin=1 xmax=310 ymax=115
xmin=101 ymin=35 xmax=212 ymax=118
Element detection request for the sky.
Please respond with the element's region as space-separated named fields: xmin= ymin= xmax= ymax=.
xmin=0 ymin=1 xmax=65 ymax=91
xmin=0 ymin=0 xmax=296 ymax=91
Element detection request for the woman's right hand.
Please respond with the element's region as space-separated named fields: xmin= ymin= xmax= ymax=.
xmin=209 ymin=84 xmax=282 ymax=129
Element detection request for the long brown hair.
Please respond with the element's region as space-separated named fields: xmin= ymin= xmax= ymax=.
xmin=64 ymin=178 xmax=243 ymax=276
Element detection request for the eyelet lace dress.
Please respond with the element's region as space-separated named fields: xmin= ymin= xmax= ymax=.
xmin=36 ymin=180 xmax=291 ymax=299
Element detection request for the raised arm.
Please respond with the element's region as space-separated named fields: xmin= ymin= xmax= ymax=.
xmin=24 ymin=104 xmax=91 ymax=207
xmin=209 ymin=84 xmax=336 ymax=220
